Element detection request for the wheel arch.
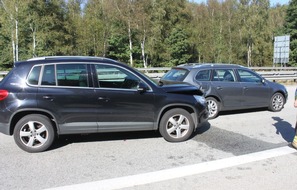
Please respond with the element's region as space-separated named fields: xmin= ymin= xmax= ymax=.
xmin=206 ymin=95 xmax=221 ymax=104
xmin=272 ymin=90 xmax=287 ymax=103
xmin=156 ymin=104 xmax=197 ymax=130
xmin=9 ymin=109 xmax=58 ymax=135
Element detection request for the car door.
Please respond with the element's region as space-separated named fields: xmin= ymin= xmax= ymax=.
xmin=36 ymin=63 xmax=99 ymax=134
xmin=237 ymin=69 xmax=270 ymax=107
xmin=93 ymin=63 xmax=156 ymax=132
xmin=194 ymin=69 xmax=212 ymax=94
xmin=210 ymin=69 xmax=243 ymax=109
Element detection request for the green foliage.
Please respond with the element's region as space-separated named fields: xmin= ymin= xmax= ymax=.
xmin=283 ymin=0 xmax=297 ymax=66
xmin=0 ymin=0 xmax=290 ymax=69
xmin=108 ymin=34 xmax=130 ymax=63
xmin=166 ymin=27 xmax=191 ymax=66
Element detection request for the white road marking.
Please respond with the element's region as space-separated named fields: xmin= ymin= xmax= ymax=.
xmin=46 ymin=146 xmax=296 ymax=190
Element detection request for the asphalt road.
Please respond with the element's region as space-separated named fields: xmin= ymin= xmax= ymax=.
xmin=0 ymin=85 xmax=297 ymax=190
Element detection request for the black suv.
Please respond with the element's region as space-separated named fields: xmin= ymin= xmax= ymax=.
xmin=161 ymin=63 xmax=287 ymax=119
xmin=0 ymin=56 xmax=208 ymax=152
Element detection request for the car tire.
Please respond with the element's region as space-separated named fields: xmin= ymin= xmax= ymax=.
xmin=269 ymin=92 xmax=285 ymax=112
xmin=13 ymin=114 xmax=55 ymax=153
xmin=206 ymin=97 xmax=220 ymax=119
xmin=159 ymin=108 xmax=194 ymax=142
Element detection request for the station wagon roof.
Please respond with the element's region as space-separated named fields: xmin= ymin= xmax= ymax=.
xmin=175 ymin=63 xmax=246 ymax=70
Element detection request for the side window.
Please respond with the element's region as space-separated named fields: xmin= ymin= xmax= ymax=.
xmin=56 ymin=64 xmax=88 ymax=87
xmin=195 ymin=70 xmax=211 ymax=81
xmin=27 ymin=66 xmax=41 ymax=85
xmin=41 ymin=65 xmax=56 ymax=86
xmin=238 ymin=69 xmax=262 ymax=83
xmin=212 ymin=69 xmax=235 ymax=82
xmin=95 ymin=64 xmax=140 ymax=89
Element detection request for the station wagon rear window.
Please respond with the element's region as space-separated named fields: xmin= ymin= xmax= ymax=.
xmin=162 ymin=68 xmax=188 ymax=81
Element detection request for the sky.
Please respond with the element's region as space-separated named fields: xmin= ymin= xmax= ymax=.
xmin=192 ymin=0 xmax=290 ymax=6
xmin=270 ymin=0 xmax=290 ymax=6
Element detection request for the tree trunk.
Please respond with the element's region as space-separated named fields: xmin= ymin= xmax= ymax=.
xmin=15 ymin=5 xmax=18 ymax=61
xmin=1 ymin=0 xmax=18 ymax=62
xmin=141 ymin=30 xmax=147 ymax=68
xmin=128 ymin=20 xmax=133 ymax=66
xmin=247 ymin=42 xmax=252 ymax=67
xmin=11 ymin=32 xmax=16 ymax=62
xmin=30 ymin=23 xmax=36 ymax=57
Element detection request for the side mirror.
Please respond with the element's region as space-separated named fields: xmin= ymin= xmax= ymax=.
xmin=137 ymin=82 xmax=148 ymax=93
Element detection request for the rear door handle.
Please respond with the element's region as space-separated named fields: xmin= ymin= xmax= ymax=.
xmin=98 ymin=96 xmax=110 ymax=102
xmin=42 ymin=95 xmax=54 ymax=101
xmin=216 ymin=86 xmax=223 ymax=90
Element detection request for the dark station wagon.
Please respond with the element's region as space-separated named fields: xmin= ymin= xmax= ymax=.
xmin=160 ymin=63 xmax=288 ymax=119
xmin=0 ymin=56 xmax=208 ymax=152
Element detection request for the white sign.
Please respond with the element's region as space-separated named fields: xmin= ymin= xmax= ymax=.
xmin=273 ymin=35 xmax=290 ymax=65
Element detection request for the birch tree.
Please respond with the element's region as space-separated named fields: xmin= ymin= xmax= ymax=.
xmin=0 ymin=0 xmax=21 ymax=62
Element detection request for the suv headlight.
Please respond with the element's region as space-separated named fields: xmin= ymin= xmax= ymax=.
xmin=194 ymin=95 xmax=206 ymax=104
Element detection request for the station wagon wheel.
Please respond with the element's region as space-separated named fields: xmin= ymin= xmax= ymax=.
xmin=13 ymin=114 xmax=55 ymax=153
xmin=159 ymin=108 xmax=194 ymax=142
xmin=269 ymin=93 xmax=285 ymax=112
xmin=206 ymin=97 xmax=220 ymax=119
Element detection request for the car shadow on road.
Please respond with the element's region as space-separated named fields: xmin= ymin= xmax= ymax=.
xmin=50 ymin=122 xmax=212 ymax=151
xmin=50 ymin=131 xmax=162 ymax=151
xmin=194 ymin=121 xmax=211 ymax=136
xmin=272 ymin=116 xmax=295 ymax=143
xmin=218 ymin=107 xmax=267 ymax=117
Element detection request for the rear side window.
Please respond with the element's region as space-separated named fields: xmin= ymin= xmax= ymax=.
xmin=212 ymin=69 xmax=235 ymax=82
xmin=27 ymin=66 xmax=41 ymax=85
xmin=195 ymin=70 xmax=211 ymax=81
xmin=56 ymin=64 xmax=88 ymax=87
xmin=42 ymin=65 xmax=56 ymax=85
xmin=162 ymin=68 xmax=188 ymax=81
xmin=28 ymin=64 xmax=89 ymax=87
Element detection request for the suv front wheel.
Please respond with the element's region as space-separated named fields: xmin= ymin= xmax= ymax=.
xmin=13 ymin=114 xmax=55 ymax=153
xmin=159 ymin=108 xmax=194 ymax=142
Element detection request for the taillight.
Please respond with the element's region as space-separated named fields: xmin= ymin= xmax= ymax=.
xmin=0 ymin=90 xmax=8 ymax=101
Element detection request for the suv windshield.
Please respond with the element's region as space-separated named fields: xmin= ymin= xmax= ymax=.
xmin=162 ymin=68 xmax=188 ymax=81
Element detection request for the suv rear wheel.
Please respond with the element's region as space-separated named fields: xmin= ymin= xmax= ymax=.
xmin=159 ymin=108 xmax=194 ymax=142
xmin=13 ymin=114 xmax=55 ymax=153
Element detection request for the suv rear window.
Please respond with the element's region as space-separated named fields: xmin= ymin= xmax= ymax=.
xmin=162 ymin=68 xmax=188 ymax=81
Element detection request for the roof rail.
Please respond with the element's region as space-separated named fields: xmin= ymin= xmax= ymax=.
xmin=178 ymin=63 xmax=200 ymax=67
xmin=27 ymin=56 xmax=106 ymax=61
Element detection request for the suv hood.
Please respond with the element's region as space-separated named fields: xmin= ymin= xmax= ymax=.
xmin=161 ymin=84 xmax=204 ymax=96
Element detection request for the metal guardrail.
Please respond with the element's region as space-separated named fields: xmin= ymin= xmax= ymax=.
xmin=1 ymin=67 xmax=297 ymax=82
xmin=0 ymin=71 xmax=8 ymax=81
